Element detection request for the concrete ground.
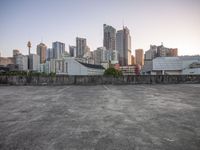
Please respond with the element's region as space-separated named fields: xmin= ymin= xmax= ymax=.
xmin=0 ymin=85 xmax=200 ymax=150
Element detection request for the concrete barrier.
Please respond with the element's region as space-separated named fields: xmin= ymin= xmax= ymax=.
xmin=0 ymin=75 xmax=200 ymax=85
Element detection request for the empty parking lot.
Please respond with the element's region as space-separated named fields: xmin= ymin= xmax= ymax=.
xmin=0 ymin=84 xmax=200 ymax=150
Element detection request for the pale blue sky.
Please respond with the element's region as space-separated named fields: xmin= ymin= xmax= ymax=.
xmin=0 ymin=0 xmax=200 ymax=56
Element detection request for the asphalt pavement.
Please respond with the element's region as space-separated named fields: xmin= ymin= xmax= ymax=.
xmin=0 ymin=84 xmax=200 ymax=150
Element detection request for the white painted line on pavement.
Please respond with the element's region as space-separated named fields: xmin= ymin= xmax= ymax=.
xmin=103 ymin=85 xmax=110 ymax=91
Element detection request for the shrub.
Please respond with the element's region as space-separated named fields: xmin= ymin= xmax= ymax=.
xmin=104 ymin=67 xmax=122 ymax=77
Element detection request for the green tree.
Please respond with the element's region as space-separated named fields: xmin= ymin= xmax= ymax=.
xmin=104 ymin=67 xmax=122 ymax=77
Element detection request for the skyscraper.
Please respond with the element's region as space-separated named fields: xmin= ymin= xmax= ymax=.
xmin=116 ymin=26 xmax=131 ymax=66
xmin=37 ymin=43 xmax=47 ymax=64
xmin=131 ymin=55 xmax=135 ymax=65
xmin=29 ymin=54 xmax=40 ymax=71
xmin=52 ymin=41 xmax=65 ymax=59
xmin=135 ymin=49 xmax=144 ymax=66
xmin=128 ymin=50 xmax=132 ymax=65
xmin=76 ymin=37 xmax=87 ymax=58
xmin=69 ymin=45 xmax=76 ymax=57
xmin=103 ymin=24 xmax=116 ymax=50
xmin=46 ymin=48 xmax=53 ymax=61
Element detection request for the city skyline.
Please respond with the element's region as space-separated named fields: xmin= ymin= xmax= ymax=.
xmin=0 ymin=0 xmax=200 ymax=57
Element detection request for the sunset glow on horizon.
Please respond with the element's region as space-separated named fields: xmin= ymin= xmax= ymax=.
xmin=0 ymin=0 xmax=199 ymax=57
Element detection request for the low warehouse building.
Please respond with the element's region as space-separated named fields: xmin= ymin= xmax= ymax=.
xmin=151 ymin=56 xmax=200 ymax=75
xmin=55 ymin=57 xmax=105 ymax=75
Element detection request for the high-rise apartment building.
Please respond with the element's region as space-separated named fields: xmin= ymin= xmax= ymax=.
xmin=131 ymin=55 xmax=135 ymax=65
xmin=157 ymin=45 xmax=169 ymax=57
xmin=128 ymin=50 xmax=132 ymax=65
xmin=144 ymin=45 xmax=157 ymax=61
xmin=37 ymin=43 xmax=47 ymax=64
xmin=15 ymin=54 xmax=28 ymax=71
xmin=93 ymin=47 xmax=118 ymax=65
xmin=103 ymin=24 xmax=116 ymax=50
xmin=13 ymin=49 xmax=20 ymax=65
xmin=52 ymin=41 xmax=65 ymax=59
xmin=69 ymin=45 xmax=76 ymax=57
xmin=76 ymin=37 xmax=87 ymax=58
xmin=29 ymin=54 xmax=40 ymax=71
xmin=143 ymin=45 xmax=178 ymax=74
xmin=135 ymin=49 xmax=144 ymax=66
xmin=144 ymin=45 xmax=178 ymax=60
xmin=93 ymin=47 xmax=107 ymax=65
xmin=157 ymin=44 xmax=178 ymax=57
xmin=143 ymin=45 xmax=157 ymax=73
xmin=116 ymin=26 xmax=131 ymax=66
xmin=46 ymin=48 xmax=54 ymax=61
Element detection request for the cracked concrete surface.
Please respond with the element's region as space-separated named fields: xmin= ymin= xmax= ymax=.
xmin=0 ymin=84 xmax=200 ymax=150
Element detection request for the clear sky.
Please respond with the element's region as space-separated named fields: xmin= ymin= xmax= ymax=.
xmin=0 ymin=0 xmax=200 ymax=57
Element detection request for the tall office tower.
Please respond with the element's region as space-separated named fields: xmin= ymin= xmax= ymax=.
xmin=116 ymin=26 xmax=132 ymax=66
xmin=46 ymin=48 xmax=53 ymax=61
xmin=103 ymin=24 xmax=116 ymax=50
xmin=131 ymin=55 xmax=135 ymax=65
xmin=76 ymin=37 xmax=87 ymax=58
xmin=37 ymin=43 xmax=47 ymax=64
xmin=128 ymin=50 xmax=132 ymax=65
xmin=69 ymin=45 xmax=76 ymax=57
xmin=52 ymin=41 xmax=65 ymax=59
xmin=135 ymin=49 xmax=144 ymax=66
xmin=29 ymin=54 xmax=40 ymax=71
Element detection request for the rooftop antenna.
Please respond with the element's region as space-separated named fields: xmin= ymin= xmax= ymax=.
xmin=41 ymin=37 xmax=43 ymax=43
xmin=122 ymin=18 xmax=124 ymax=28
